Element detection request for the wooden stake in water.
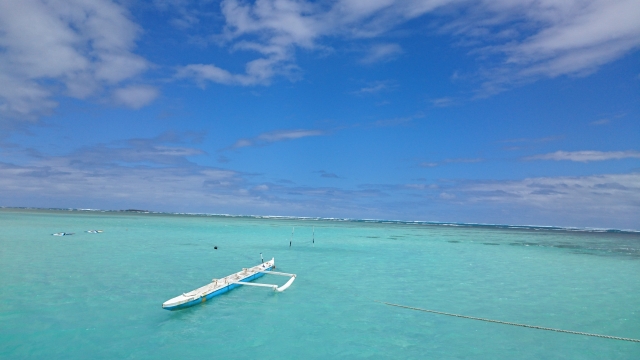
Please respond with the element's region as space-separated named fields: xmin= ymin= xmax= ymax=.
xmin=289 ymin=227 xmax=294 ymax=247
xmin=312 ymin=226 xmax=315 ymax=246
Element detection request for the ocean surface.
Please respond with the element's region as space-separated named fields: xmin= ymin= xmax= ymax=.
xmin=1 ymin=208 xmax=639 ymax=359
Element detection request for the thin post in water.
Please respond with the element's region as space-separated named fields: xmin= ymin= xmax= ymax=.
xmin=289 ymin=227 xmax=294 ymax=247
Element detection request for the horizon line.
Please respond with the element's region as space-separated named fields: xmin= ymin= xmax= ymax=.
xmin=2 ymin=206 xmax=638 ymax=234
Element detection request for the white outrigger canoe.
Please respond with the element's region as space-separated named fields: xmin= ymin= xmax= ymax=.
xmin=162 ymin=258 xmax=296 ymax=311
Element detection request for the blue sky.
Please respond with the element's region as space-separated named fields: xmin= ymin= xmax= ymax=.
xmin=0 ymin=0 xmax=639 ymax=229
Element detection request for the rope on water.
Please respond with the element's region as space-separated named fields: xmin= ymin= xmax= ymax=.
xmin=376 ymin=301 xmax=640 ymax=343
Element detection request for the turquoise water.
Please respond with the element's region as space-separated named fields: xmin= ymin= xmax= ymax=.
xmin=1 ymin=209 xmax=639 ymax=359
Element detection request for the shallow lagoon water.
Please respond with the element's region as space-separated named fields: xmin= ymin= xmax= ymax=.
xmin=1 ymin=209 xmax=639 ymax=359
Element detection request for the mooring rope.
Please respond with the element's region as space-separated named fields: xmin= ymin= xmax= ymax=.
xmin=376 ymin=301 xmax=640 ymax=343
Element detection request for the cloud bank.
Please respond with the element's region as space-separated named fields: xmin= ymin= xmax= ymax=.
xmin=446 ymin=172 xmax=640 ymax=228
xmin=2 ymin=133 xmax=639 ymax=229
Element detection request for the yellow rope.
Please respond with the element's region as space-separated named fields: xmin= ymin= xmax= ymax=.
xmin=376 ymin=301 xmax=640 ymax=343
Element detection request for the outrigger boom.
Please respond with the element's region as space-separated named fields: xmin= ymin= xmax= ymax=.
xmin=162 ymin=258 xmax=296 ymax=311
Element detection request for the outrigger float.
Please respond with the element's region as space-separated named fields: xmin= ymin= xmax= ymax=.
xmin=162 ymin=258 xmax=296 ymax=311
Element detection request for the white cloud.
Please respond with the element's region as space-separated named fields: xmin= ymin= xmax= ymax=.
xmin=258 ymin=129 xmax=323 ymax=142
xmin=113 ymin=85 xmax=159 ymax=109
xmin=439 ymin=192 xmax=455 ymax=199
xmin=0 ymin=137 xmax=384 ymax=216
xmin=0 ymin=0 xmax=150 ymax=119
xmin=228 ymin=129 xmax=325 ymax=149
xmin=390 ymin=172 xmax=640 ymax=228
xmin=253 ymin=184 xmax=269 ymax=191
xmin=359 ymin=83 xmax=386 ymax=93
xmin=178 ymin=0 xmax=640 ymax=92
xmin=500 ymin=136 xmax=563 ymax=144
xmin=420 ymin=157 xmax=484 ymax=167
xmin=431 ymin=97 xmax=455 ymax=107
xmin=354 ymin=81 xmax=390 ymax=94
xmin=178 ymin=0 xmax=454 ymax=86
xmin=61 ymin=132 xmax=206 ymax=166
xmin=2 ymin=137 xmax=639 ymax=228
xmin=1 ymin=0 xmax=636 ymax=118
xmin=318 ymin=170 xmax=341 ymax=179
xmin=444 ymin=158 xmax=484 ymax=164
xmin=589 ymin=113 xmax=625 ymax=126
xmin=0 ymin=159 xmax=252 ymax=211
xmin=463 ymin=0 xmax=640 ymax=93
xmin=176 ymin=62 xmax=276 ymax=86
xmin=504 ymin=0 xmax=640 ymax=78
xmin=525 ymin=150 xmax=640 ymax=162
xmin=153 ymin=0 xmax=202 ymax=30
xmin=0 ymin=133 xmax=268 ymax=212
xmin=453 ymin=173 xmax=640 ymax=226
xmin=369 ymin=112 xmax=423 ymax=127
xmin=360 ymin=43 xmax=403 ymax=64
xmin=420 ymin=162 xmax=438 ymax=167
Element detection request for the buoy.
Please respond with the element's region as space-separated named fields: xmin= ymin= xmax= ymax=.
xmin=214 ymin=246 xmax=218 ymax=250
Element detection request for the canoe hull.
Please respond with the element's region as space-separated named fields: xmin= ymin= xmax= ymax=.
xmin=162 ymin=260 xmax=274 ymax=311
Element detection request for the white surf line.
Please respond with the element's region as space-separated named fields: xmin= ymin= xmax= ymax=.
xmin=376 ymin=301 xmax=640 ymax=343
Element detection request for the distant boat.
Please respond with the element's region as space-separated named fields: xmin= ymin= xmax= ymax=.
xmin=52 ymin=232 xmax=74 ymax=236
xmin=85 ymin=230 xmax=104 ymax=233
xmin=162 ymin=258 xmax=296 ymax=311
